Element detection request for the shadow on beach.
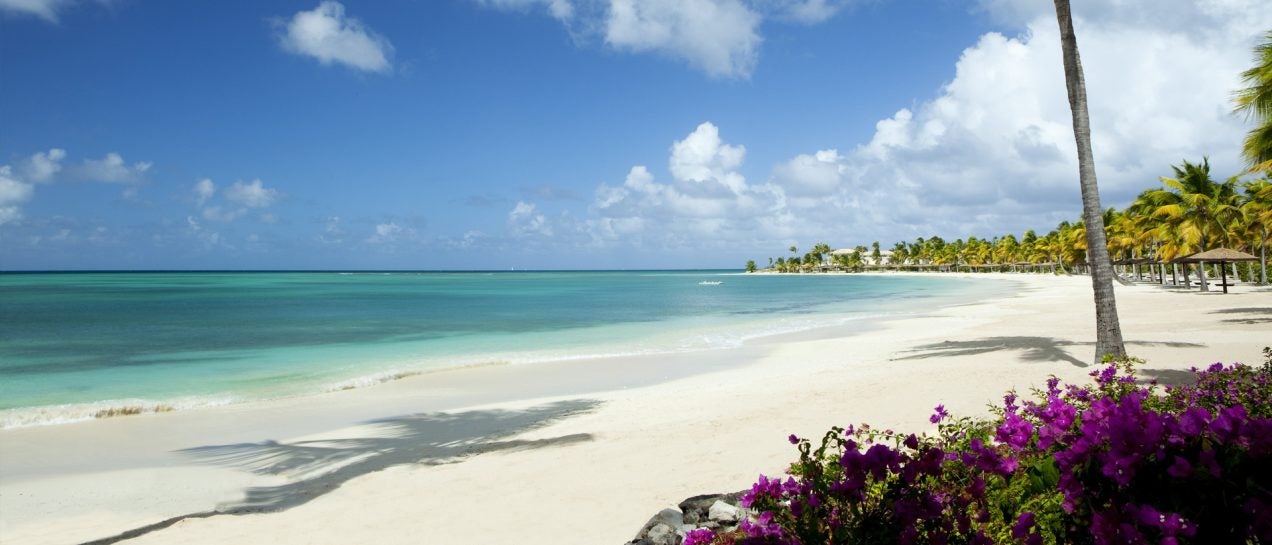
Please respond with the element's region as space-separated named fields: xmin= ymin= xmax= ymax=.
xmin=82 ymin=399 xmax=600 ymax=545
xmin=1137 ymin=368 xmax=1199 ymax=387
xmin=893 ymin=336 xmax=1205 ymax=368
xmin=1209 ymin=306 xmax=1272 ymax=324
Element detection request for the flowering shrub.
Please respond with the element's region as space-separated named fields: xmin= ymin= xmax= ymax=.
xmin=692 ymin=359 xmax=1272 ymax=545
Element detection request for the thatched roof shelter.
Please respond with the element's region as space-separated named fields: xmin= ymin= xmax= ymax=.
xmin=1173 ymin=248 xmax=1258 ymax=294
xmin=1174 ymin=248 xmax=1258 ymax=263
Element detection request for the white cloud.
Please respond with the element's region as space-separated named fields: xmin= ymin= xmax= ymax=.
xmin=771 ymin=149 xmax=845 ymax=198
xmin=476 ymin=0 xmax=866 ymax=77
xmin=367 ymin=221 xmax=407 ymax=244
xmin=809 ymin=5 xmax=1269 ymax=241
xmin=605 ymin=0 xmax=761 ymax=78
xmin=581 ymin=2 xmax=1272 ymax=251
xmin=760 ymin=0 xmax=850 ymax=24
xmin=192 ymin=178 xmax=280 ymax=223
xmin=474 ymin=0 xmax=574 ymax=21
xmin=508 ymin=201 xmax=553 ymax=238
xmin=78 ymin=152 xmax=152 ymax=183
xmin=0 ymin=166 xmax=34 ymax=226
xmin=193 ymin=178 xmax=215 ymax=206
xmin=201 ymin=205 xmax=245 ymax=223
xmin=577 ymin=0 xmax=1264 ymax=253
xmin=0 ymin=0 xmax=73 ymax=23
xmin=23 ymin=148 xmax=65 ymax=182
xmin=587 ymin=122 xmax=787 ymax=248
xmin=668 ymin=121 xmax=748 ymax=191
xmin=223 ymin=179 xmax=279 ymax=208
xmin=279 ymin=1 xmax=393 ymax=73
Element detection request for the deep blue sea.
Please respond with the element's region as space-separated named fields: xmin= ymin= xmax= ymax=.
xmin=0 ymin=271 xmax=993 ymax=427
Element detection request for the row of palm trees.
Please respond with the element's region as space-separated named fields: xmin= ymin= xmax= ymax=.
xmin=755 ymin=160 xmax=1270 ymax=285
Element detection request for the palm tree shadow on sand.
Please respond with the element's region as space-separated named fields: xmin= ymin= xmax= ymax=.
xmin=83 ymin=399 xmax=601 ymax=545
xmin=893 ymin=336 xmax=1205 ymax=368
xmin=1210 ymin=306 xmax=1272 ymax=325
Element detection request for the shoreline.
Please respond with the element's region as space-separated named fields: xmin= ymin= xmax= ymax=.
xmin=2 ymin=273 xmax=1269 ymax=544
xmin=0 ymin=273 xmax=991 ymax=431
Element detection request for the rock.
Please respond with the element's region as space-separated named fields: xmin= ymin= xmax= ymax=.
xmin=629 ymin=508 xmax=683 ymax=545
xmin=708 ymin=500 xmax=740 ymax=523
xmin=678 ymin=491 xmax=745 ymax=525
xmin=646 ymin=524 xmax=679 ymax=545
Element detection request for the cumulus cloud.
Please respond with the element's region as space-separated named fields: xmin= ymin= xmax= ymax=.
xmin=278 ymin=1 xmax=393 ymax=73
xmin=570 ymin=1 xmax=1272 ymax=253
xmin=771 ymin=149 xmax=846 ymax=198
xmin=223 ymin=179 xmax=279 ymax=208
xmin=811 ymin=3 xmax=1270 ymax=240
xmin=508 ymin=201 xmax=554 ymax=238
xmin=0 ymin=0 xmax=73 ymax=23
xmin=23 ymin=148 xmax=65 ymax=182
xmin=586 ymin=122 xmax=786 ymax=247
xmin=192 ymin=178 xmax=281 ymax=223
xmin=474 ymin=0 xmax=574 ymax=21
xmin=0 ymin=166 xmax=34 ymax=226
xmin=194 ymin=178 xmax=215 ymax=206
xmin=481 ymin=0 xmax=841 ymax=78
xmin=604 ymin=0 xmax=761 ymax=77
xmin=78 ymin=152 xmax=152 ymax=184
xmin=367 ymin=221 xmax=409 ymax=244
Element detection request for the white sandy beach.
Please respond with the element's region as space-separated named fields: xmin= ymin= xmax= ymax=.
xmin=1 ymin=273 xmax=1269 ymax=545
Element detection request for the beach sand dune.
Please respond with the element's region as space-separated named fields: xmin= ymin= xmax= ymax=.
xmin=2 ymin=274 xmax=1268 ymax=545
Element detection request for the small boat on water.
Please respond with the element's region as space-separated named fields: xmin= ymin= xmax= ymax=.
xmin=698 ymin=281 xmax=723 ymax=286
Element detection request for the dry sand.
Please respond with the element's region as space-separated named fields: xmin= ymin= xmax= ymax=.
xmin=1 ymin=273 xmax=1268 ymax=545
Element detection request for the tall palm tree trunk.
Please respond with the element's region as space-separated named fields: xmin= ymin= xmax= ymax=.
xmin=1053 ymin=0 xmax=1127 ymax=362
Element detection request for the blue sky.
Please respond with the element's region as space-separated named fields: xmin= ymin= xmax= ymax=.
xmin=1 ymin=0 xmax=1267 ymax=270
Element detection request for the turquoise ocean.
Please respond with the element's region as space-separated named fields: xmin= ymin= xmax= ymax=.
xmin=0 ymin=271 xmax=994 ymax=428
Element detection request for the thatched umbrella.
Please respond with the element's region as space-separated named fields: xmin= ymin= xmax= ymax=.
xmin=1175 ymin=248 xmax=1259 ymax=294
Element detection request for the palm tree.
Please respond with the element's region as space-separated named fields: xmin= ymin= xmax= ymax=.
xmin=1142 ymin=159 xmax=1242 ymax=290
xmin=1241 ymin=179 xmax=1272 ymax=283
xmin=1052 ymin=0 xmax=1126 ymax=361
xmin=1235 ymin=31 xmax=1272 ymax=174
xmin=890 ymin=242 xmax=909 ymax=266
xmin=812 ymin=242 xmax=832 ymax=270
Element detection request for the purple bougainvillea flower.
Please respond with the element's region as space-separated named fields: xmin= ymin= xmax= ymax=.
xmin=1178 ymin=407 xmax=1210 ymax=436
xmin=996 ymin=411 xmax=1034 ymax=451
xmin=930 ymin=404 xmax=949 ymax=424
xmin=1012 ymin=512 xmax=1037 ymax=539
xmin=1167 ymin=455 xmax=1193 ymax=478
xmin=683 ymin=528 xmax=716 ymax=545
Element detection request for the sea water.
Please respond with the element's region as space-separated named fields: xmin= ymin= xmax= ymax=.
xmin=0 ymin=271 xmax=996 ymax=427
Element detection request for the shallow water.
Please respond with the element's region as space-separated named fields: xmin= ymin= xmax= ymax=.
xmin=0 ymin=271 xmax=994 ymax=427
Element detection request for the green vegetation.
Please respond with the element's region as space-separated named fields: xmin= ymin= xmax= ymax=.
xmin=686 ymin=360 xmax=1272 ymax=545
xmin=748 ymin=166 xmax=1270 ymax=284
xmin=1235 ymin=31 xmax=1272 ymax=173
